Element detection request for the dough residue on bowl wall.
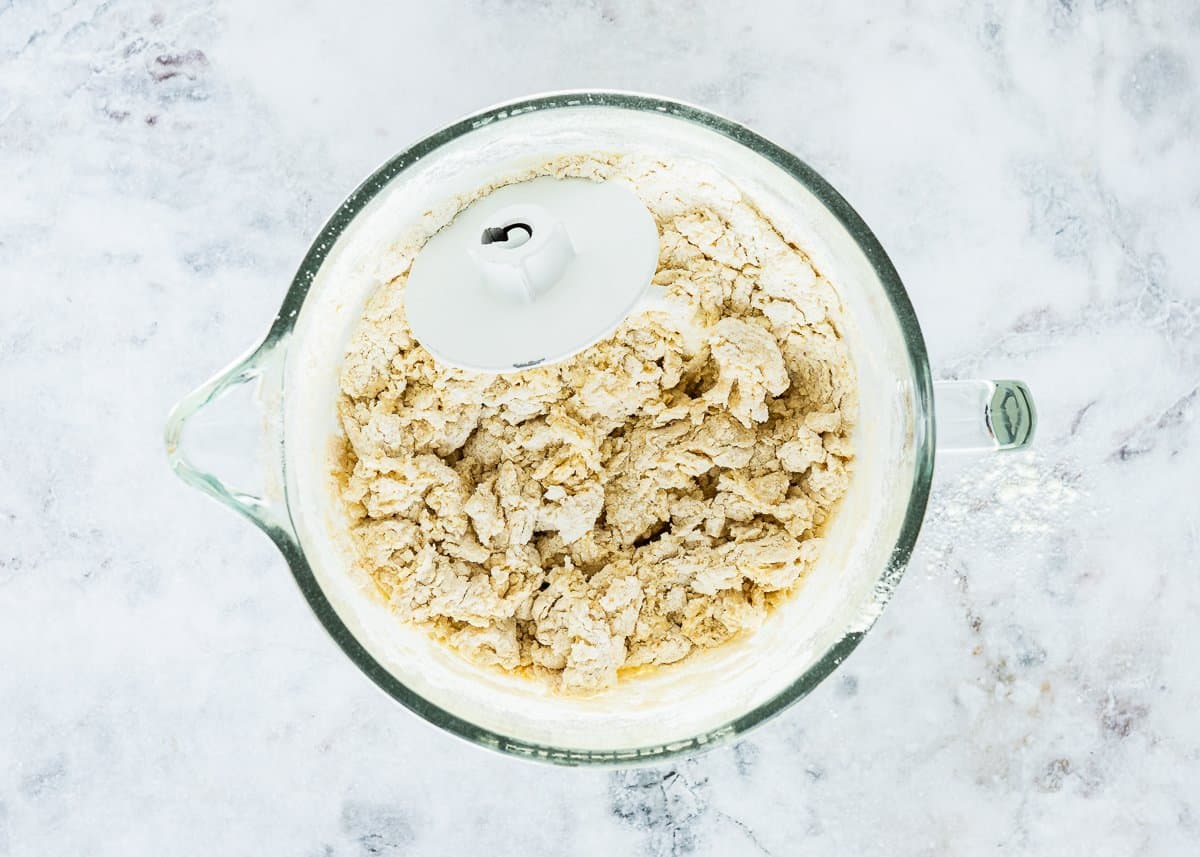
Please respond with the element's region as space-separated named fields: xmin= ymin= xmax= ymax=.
xmin=334 ymin=153 xmax=857 ymax=694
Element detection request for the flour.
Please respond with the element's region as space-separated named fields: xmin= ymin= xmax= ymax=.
xmin=335 ymin=153 xmax=857 ymax=693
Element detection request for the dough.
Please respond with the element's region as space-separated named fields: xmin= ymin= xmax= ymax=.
xmin=336 ymin=154 xmax=856 ymax=694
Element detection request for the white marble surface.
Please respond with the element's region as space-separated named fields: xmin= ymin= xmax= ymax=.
xmin=2 ymin=1 xmax=1199 ymax=854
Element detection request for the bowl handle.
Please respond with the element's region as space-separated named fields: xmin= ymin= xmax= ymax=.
xmin=934 ymin=380 xmax=1036 ymax=453
xmin=164 ymin=336 xmax=299 ymax=551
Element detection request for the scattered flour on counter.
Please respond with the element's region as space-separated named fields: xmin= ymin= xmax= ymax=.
xmin=334 ymin=153 xmax=857 ymax=694
xmin=936 ymin=457 xmax=1082 ymax=539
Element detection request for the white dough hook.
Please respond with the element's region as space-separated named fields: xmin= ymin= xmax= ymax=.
xmin=404 ymin=177 xmax=664 ymax=373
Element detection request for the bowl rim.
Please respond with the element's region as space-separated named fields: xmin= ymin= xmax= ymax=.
xmin=270 ymin=90 xmax=936 ymax=767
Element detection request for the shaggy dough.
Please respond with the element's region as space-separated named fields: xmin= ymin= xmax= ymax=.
xmin=336 ymin=154 xmax=856 ymax=694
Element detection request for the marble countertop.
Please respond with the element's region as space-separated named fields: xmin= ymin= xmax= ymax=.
xmin=2 ymin=1 xmax=1198 ymax=854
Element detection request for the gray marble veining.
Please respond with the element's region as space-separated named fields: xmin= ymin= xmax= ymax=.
xmin=2 ymin=1 xmax=1198 ymax=855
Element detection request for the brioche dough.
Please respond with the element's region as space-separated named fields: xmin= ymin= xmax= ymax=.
xmin=336 ymin=154 xmax=856 ymax=693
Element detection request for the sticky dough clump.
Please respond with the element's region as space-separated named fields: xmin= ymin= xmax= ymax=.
xmin=336 ymin=154 xmax=856 ymax=694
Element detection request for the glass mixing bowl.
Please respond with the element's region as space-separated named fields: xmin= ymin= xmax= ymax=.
xmin=165 ymin=92 xmax=1035 ymax=766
